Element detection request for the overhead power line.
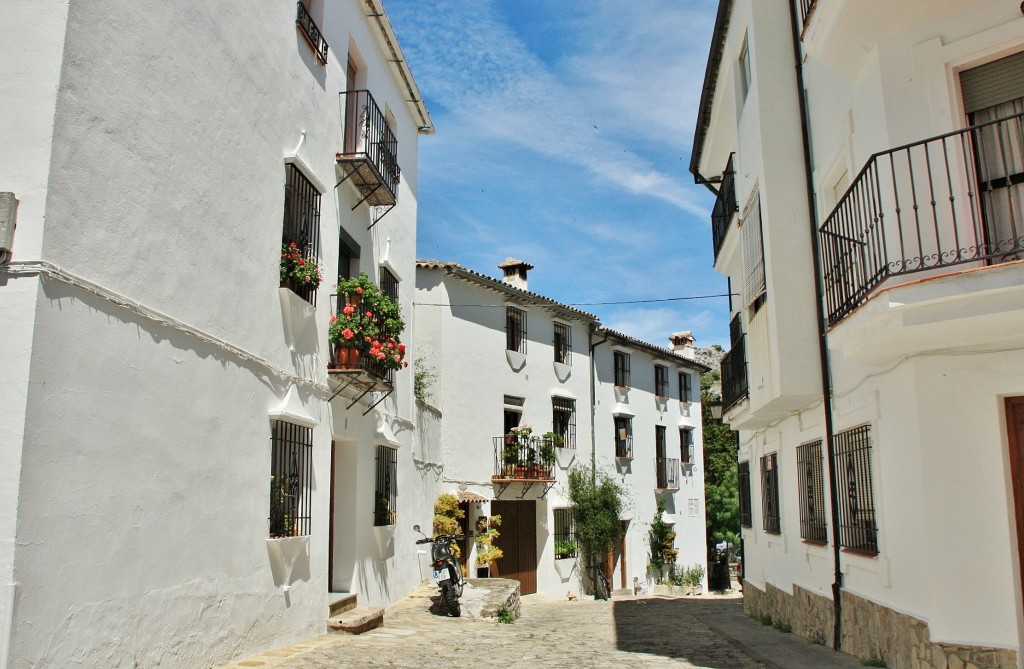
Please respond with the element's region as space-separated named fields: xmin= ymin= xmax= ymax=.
xmin=415 ymin=293 xmax=737 ymax=307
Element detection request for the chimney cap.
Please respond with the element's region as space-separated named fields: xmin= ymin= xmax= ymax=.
xmin=498 ymin=257 xmax=534 ymax=270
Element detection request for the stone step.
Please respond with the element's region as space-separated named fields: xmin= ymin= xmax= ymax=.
xmin=327 ymin=606 xmax=384 ymax=635
xmin=329 ymin=592 xmax=358 ymax=617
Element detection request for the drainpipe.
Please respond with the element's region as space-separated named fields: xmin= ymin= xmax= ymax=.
xmin=588 ymin=325 xmax=610 ymax=481
xmin=787 ymin=0 xmax=844 ymax=651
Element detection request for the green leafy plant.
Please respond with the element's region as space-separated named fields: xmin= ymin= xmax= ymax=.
xmin=280 ymin=242 xmax=323 ymax=289
xmin=496 ymin=604 xmax=515 ymax=624
xmin=414 ymin=358 xmax=436 ymax=403
xmin=568 ymin=465 xmax=626 ymax=596
xmin=475 ymin=515 xmax=503 ymax=566
xmin=682 ymin=564 xmax=705 ymax=588
xmin=648 ymin=499 xmax=678 ymax=582
xmin=554 ymin=538 xmax=577 ymax=559
xmin=329 ymin=272 xmax=407 ymax=370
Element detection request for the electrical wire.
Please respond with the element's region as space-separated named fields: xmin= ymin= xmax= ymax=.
xmin=414 ymin=293 xmax=736 ymax=308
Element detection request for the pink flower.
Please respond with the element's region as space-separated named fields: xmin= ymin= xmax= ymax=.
xmin=365 ymin=311 xmax=373 ymax=318
xmin=355 ymin=286 xmax=363 ymax=294
xmin=342 ymin=328 xmax=354 ymax=340
xmin=343 ymin=305 xmax=355 ymax=315
xmin=329 ymin=315 xmax=337 ymax=323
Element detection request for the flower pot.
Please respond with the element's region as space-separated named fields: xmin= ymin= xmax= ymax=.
xmin=345 ymin=292 xmax=362 ymax=308
xmin=335 ymin=346 xmax=361 ymax=370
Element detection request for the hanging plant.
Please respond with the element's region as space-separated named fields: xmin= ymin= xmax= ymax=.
xmin=476 ymin=515 xmax=503 ymax=566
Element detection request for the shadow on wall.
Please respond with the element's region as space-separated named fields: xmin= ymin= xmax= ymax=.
xmin=266 ymin=536 xmax=312 ymax=607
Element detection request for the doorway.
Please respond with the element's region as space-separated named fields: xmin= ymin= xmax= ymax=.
xmin=1005 ymin=396 xmax=1024 ymax=615
xmin=490 ymin=500 xmax=538 ymax=595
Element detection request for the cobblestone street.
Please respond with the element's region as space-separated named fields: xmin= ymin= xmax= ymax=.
xmin=219 ymin=585 xmax=865 ymax=669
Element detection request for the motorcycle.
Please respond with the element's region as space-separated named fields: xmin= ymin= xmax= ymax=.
xmin=413 ymin=524 xmax=465 ymax=617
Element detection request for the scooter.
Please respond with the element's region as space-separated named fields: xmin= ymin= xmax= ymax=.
xmin=413 ymin=524 xmax=465 ymax=617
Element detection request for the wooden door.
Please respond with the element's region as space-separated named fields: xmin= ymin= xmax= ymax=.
xmin=1006 ymin=397 xmax=1024 ymax=613
xmin=490 ymin=500 xmax=538 ymax=595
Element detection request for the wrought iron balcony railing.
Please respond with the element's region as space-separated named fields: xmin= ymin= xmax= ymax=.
xmin=492 ymin=436 xmax=556 ymax=481
xmin=337 ymin=90 xmax=400 ymax=211
xmin=721 ymin=335 xmax=749 ymax=410
xmin=295 ymin=2 xmax=328 ymax=65
xmin=798 ymin=0 xmax=818 ymax=32
xmin=656 ymin=457 xmax=680 ymax=490
xmin=711 ymin=154 xmax=738 ymax=260
xmin=327 ymin=292 xmax=394 ymax=390
xmin=819 ymin=111 xmax=1024 ymax=325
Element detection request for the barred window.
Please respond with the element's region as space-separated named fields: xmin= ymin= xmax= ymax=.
xmin=835 ymin=425 xmax=879 ymax=555
xmin=553 ymin=322 xmax=571 ymax=365
xmin=379 ymin=266 xmax=399 ymax=303
xmin=655 ymin=365 xmax=669 ymax=397
xmin=553 ymin=508 xmax=577 ymax=559
xmin=614 ymin=351 xmax=630 ymax=388
xmin=506 ymin=307 xmax=527 ymax=353
xmin=760 ymin=452 xmax=780 ymax=534
xmin=680 ymin=428 xmax=693 ymax=464
xmin=282 ymin=164 xmax=322 ymax=305
xmin=374 ymin=445 xmax=397 ymax=526
xmin=738 ymin=461 xmax=752 ymax=527
xmin=269 ymin=420 xmax=313 ymax=537
xmin=741 ymin=190 xmax=766 ymax=311
xmin=796 ymin=440 xmax=828 ymax=544
xmin=552 ymin=397 xmax=576 ymax=449
xmin=655 ymin=426 xmax=678 ymax=490
xmin=614 ymin=416 xmax=633 ymax=459
xmin=679 ymin=371 xmax=692 ymax=402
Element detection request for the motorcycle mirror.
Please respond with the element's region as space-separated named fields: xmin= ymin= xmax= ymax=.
xmin=412 ymin=524 xmax=420 ymax=532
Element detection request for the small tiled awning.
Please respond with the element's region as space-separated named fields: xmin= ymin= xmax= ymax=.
xmin=457 ymin=491 xmax=490 ymax=503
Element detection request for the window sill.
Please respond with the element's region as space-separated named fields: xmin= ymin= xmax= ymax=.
xmin=841 ymin=547 xmax=879 ymax=558
xmin=505 ymin=349 xmax=527 ymax=371
xmin=802 ymin=539 xmax=828 ymax=547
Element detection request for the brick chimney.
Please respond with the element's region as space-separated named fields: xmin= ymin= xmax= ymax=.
xmin=669 ymin=331 xmax=696 ymax=359
xmin=498 ymin=257 xmax=533 ymax=291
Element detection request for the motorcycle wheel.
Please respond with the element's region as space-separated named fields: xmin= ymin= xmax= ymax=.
xmin=442 ymin=583 xmax=461 ymax=617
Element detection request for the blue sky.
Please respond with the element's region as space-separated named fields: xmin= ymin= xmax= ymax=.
xmin=386 ymin=0 xmax=728 ymax=348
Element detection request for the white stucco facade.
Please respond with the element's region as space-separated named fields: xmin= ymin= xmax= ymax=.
xmin=0 ymin=1 xmax=432 ymax=667
xmin=414 ymin=261 xmax=708 ymax=599
xmin=691 ymin=1 xmax=1024 ymax=666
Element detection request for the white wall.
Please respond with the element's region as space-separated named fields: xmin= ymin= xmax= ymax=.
xmin=0 ymin=0 xmax=426 ymax=665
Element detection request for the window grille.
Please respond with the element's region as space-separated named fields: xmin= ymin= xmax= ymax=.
xmin=614 ymin=416 xmax=633 ymax=459
xmin=739 ymin=34 xmax=751 ymax=103
xmin=688 ymin=498 xmax=700 ymax=517
xmin=553 ymin=508 xmax=577 ymax=558
xmin=553 ymin=322 xmax=571 ymax=365
xmin=679 ymin=371 xmax=692 ymax=402
xmin=741 ymin=191 xmax=766 ymax=309
xmin=655 ymin=365 xmax=669 ymax=397
xmin=506 ymin=307 xmax=527 ymax=353
xmin=269 ymin=420 xmax=313 ymax=537
xmin=552 ymin=397 xmax=576 ymax=449
xmin=680 ymin=428 xmax=693 ymax=464
xmin=374 ymin=445 xmax=398 ymax=526
xmin=614 ymin=351 xmax=630 ymax=388
xmin=834 ymin=425 xmax=879 ymax=555
xmin=738 ymin=461 xmax=752 ymax=527
xmin=282 ymin=163 xmax=322 ymax=305
xmin=760 ymin=453 xmax=781 ymax=534
xmin=379 ymin=266 xmax=399 ymax=303
xmin=796 ymin=440 xmax=828 ymax=544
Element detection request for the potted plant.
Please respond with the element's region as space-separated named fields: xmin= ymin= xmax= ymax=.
xmin=554 ymin=538 xmax=577 ymax=560
xmin=280 ymin=242 xmax=323 ymax=292
xmin=328 ymin=273 xmax=407 ymax=372
xmin=476 ymin=515 xmax=503 ymax=575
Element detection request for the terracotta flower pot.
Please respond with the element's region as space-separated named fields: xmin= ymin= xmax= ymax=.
xmin=335 ymin=346 xmax=362 ymax=370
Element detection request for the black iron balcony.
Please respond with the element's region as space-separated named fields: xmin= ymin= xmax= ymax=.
xmin=337 ymin=90 xmax=400 ymax=212
xmin=492 ymin=436 xmax=555 ymax=481
xmin=296 ymin=2 xmax=328 ymax=65
xmin=711 ymin=154 xmax=738 ymax=260
xmin=798 ymin=0 xmax=818 ymax=32
xmin=656 ymin=457 xmax=679 ymax=490
xmin=819 ymin=111 xmax=1024 ymax=325
xmin=721 ymin=335 xmax=749 ymax=410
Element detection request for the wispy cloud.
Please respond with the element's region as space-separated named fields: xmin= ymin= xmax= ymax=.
xmin=388 ymin=0 xmax=712 ymax=215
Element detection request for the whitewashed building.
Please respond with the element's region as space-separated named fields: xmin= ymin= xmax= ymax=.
xmin=0 ymin=1 xmax=432 ymax=667
xmin=414 ymin=259 xmax=708 ymax=598
xmin=592 ymin=330 xmax=708 ymax=594
xmin=690 ymin=1 xmax=1024 ymax=667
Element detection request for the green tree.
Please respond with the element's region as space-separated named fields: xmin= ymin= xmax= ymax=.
xmin=701 ymin=359 xmax=740 ymax=550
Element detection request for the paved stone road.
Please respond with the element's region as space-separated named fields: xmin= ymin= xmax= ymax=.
xmin=220 ymin=585 xmax=864 ymax=669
